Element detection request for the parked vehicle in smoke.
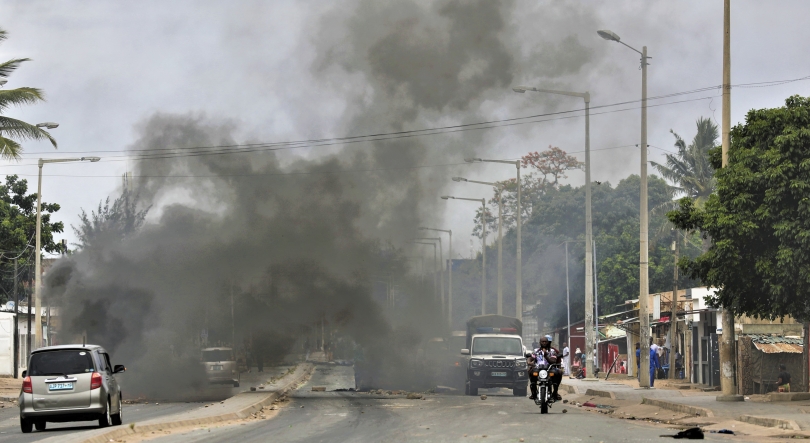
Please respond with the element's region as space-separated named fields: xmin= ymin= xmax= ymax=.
xmin=202 ymin=347 xmax=240 ymax=387
xmin=19 ymin=344 xmax=126 ymax=433
xmin=461 ymin=315 xmax=528 ymax=396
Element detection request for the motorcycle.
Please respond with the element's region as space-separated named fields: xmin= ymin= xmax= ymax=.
xmin=531 ymin=362 xmax=560 ymax=414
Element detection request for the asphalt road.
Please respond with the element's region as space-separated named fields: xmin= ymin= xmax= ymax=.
xmin=149 ymin=365 xmax=731 ymax=443
xmin=0 ymin=366 xmax=292 ymax=443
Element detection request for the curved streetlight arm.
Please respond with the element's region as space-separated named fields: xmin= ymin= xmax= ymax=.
xmin=39 ymin=157 xmax=101 ymax=166
xmin=449 ymin=196 xmax=486 ymax=204
xmin=513 ymin=86 xmax=589 ymax=102
xmin=419 ymin=227 xmax=450 ymax=234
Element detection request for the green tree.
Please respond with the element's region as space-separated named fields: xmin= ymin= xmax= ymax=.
xmin=72 ymin=188 xmax=150 ymax=250
xmin=0 ymin=175 xmax=63 ymax=302
xmin=669 ymin=95 xmax=810 ymax=321
xmin=651 ymin=117 xmax=719 ymax=207
xmin=473 ymin=146 xmax=582 ymax=237
xmin=0 ymin=27 xmax=57 ymax=160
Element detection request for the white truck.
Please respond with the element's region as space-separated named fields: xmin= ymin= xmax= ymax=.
xmin=460 ymin=315 xmax=529 ymax=396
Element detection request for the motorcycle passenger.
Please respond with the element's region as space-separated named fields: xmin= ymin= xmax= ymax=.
xmin=527 ymin=335 xmax=563 ymax=401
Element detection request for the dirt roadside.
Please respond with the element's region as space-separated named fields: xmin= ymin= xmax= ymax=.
xmin=564 ymin=390 xmax=810 ymax=441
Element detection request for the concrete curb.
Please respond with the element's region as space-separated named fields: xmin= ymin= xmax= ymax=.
xmin=559 ymin=384 xmax=578 ymax=395
xmin=640 ymin=398 xmax=714 ymax=417
xmin=584 ymin=389 xmax=616 ymax=400
xmin=738 ymin=414 xmax=801 ymax=430
xmin=61 ymin=363 xmax=315 ymax=443
xmin=768 ymin=392 xmax=810 ymax=402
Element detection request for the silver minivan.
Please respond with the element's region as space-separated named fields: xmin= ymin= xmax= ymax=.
xmin=201 ymin=347 xmax=240 ymax=387
xmin=19 ymin=344 xmax=126 ymax=433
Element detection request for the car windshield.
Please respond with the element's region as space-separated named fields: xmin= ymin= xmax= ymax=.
xmin=472 ymin=337 xmax=523 ymax=355
xmin=29 ymin=350 xmax=95 ymax=376
xmin=202 ymin=350 xmax=233 ymax=362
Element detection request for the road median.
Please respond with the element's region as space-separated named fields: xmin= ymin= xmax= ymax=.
xmin=640 ymin=397 xmax=713 ymax=417
xmin=41 ymin=362 xmax=316 ymax=443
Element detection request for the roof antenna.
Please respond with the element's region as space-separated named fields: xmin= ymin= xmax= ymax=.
xmin=83 ymin=334 xmax=86 ymax=347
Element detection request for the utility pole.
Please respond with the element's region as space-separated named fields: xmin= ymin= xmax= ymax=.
xmin=669 ymin=230 xmax=679 ymax=379
xmin=718 ymin=0 xmax=743 ymax=401
xmin=565 ymin=242 xmax=571 ymax=346
xmin=637 ymin=44 xmax=651 ymax=388
xmin=13 ymin=258 xmax=19 ymax=378
xmin=230 ymin=281 xmax=235 ymax=348
xmin=26 ymin=266 xmax=32 ymax=365
xmin=516 ymin=162 xmax=522 ymax=323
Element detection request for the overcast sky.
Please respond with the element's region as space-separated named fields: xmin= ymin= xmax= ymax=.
xmin=2 ymin=0 xmax=810 ymax=258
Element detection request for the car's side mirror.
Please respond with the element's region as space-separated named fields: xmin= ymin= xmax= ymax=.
xmin=113 ymin=365 xmax=126 ymax=374
xmin=460 ymin=349 xmax=470 ymax=355
xmin=21 ymin=370 xmax=27 ymax=378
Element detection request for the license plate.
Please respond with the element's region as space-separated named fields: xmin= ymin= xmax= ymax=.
xmin=491 ymin=371 xmax=507 ymax=377
xmin=211 ymin=365 xmax=223 ymax=371
xmin=48 ymin=382 xmax=74 ymax=391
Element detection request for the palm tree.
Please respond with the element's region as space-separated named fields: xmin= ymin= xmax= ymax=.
xmin=652 ymin=117 xmax=718 ymax=207
xmin=0 ymin=27 xmax=57 ymax=160
xmin=650 ymin=116 xmax=719 ymax=252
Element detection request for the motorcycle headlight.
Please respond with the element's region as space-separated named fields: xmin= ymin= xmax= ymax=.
xmin=470 ymin=359 xmax=483 ymax=369
xmin=539 ymin=369 xmax=549 ymax=379
xmin=515 ymin=359 xmax=527 ymax=369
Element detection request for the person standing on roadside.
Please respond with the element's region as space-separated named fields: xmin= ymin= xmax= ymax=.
xmin=649 ymin=345 xmax=660 ymax=387
xmin=562 ymin=342 xmax=570 ymax=376
xmin=777 ymin=364 xmax=791 ymax=392
xmin=635 ymin=342 xmax=640 ymax=380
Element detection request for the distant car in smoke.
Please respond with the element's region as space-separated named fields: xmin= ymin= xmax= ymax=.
xmin=201 ymin=347 xmax=240 ymax=387
xmin=19 ymin=344 xmax=126 ymax=433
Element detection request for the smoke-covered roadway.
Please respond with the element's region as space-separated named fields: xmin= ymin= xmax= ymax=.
xmin=144 ymin=365 xmax=727 ymax=443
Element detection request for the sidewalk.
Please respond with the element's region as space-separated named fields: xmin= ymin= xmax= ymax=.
xmin=562 ymin=376 xmax=810 ymax=436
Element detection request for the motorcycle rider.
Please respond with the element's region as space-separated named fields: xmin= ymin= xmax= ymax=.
xmin=527 ymin=335 xmax=563 ymax=401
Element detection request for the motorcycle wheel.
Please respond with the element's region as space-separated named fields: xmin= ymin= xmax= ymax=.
xmin=539 ymin=385 xmax=548 ymax=414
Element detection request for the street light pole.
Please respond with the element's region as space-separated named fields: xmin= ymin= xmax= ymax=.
xmin=598 ymin=29 xmax=651 ymax=387
xmin=463 ymin=159 xmax=522 ymax=322
xmin=34 ymin=155 xmax=101 ymax=350
xmin=513 ymin=85 xmax=594 ymax=377
xmin=415 ymin=237 xmax=443 ymax=316
xmin=442 ymin=196 xmax=487 ymax=315
xmin=419 ymin=227 xmax=453 ymax=327
xmin=452 ymin=177 xmax=506 ymax=314
xmin=410 ymin=241 xmax=438 ymax=303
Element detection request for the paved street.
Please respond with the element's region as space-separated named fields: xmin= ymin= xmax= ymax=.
xmin=0 ymin=365 xmax=293 ymax=443
xmin=147 ymin=365 xmax=729 ymax=443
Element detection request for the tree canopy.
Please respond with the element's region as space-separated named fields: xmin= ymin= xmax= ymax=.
xmin=669 ymin=95 xmax=810 ymax=321
xmin=0 ymin=27 xmax=57 ymax=160
xmin=0 ymin=175 xmax=63 ymax=303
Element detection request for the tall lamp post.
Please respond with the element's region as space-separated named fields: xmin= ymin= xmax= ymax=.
xmin=597 ymin=28 xmax=651 ymax=387
xmin=409 ymin=241 xmax=438 ymax=302
xmin=415 ymin=237 xmax=443 ymax=317
xmin=452 ymin=177 xmax=505 ymax=315
xmin=35 ymin=154 xmax=101 ymax=349
xmin=464 ymin=158 xmax=522 ymax=323
xmin=442 ymin=195 xmax=487 ymax=316
xmin=419 ymin=227 xmax=452 ymax=326
xmin=513 ymin=85 xmax=595 ymax=377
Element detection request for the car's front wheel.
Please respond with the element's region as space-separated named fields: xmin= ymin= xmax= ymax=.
xmin=111 ymin=395 xmax=123 ymax=426
xmin=99 ymin=399 xmax=112 ymax=428
xmin=20 ymin=417 xmax=32 ymax=433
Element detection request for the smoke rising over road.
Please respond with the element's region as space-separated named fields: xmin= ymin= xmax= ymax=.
xmin=42 ymin=0 xmax=599 ymax=396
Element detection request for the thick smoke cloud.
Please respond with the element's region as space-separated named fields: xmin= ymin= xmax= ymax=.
xmin=43 ymin=0 xmax=598 ymax=396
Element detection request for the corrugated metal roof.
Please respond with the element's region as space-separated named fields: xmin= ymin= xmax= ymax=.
xmin=752 ymin=342 xmax=803 ymax=354
xmin=748 ymin=335 xmax=804 ymax=354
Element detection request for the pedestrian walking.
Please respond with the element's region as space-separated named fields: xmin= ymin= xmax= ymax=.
xmin=635 ymin=342 xmax=640 ymax=380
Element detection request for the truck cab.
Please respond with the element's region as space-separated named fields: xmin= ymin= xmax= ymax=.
xmin=461 ymin=316 xmax=529 ymax=397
